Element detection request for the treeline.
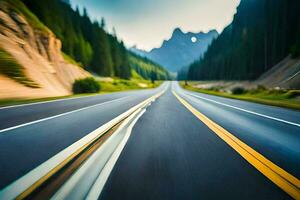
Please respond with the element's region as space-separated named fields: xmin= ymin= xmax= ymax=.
xmin=186 ymin=0 xmax=300 ymax=80
xmin=177 ymin=67 xmax=189 ymax=81
xmin=129 ymin=53 xmax=170 ymax=80
xmin=23 ymin=0 xmax=131 ymax=79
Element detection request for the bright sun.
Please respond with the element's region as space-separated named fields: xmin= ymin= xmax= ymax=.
xmin=191 ymin=37 xmax=197 ymax=43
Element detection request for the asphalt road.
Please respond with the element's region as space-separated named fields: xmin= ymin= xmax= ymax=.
xmin=173 ymin=83 xmax=300 ymax=179
xmin=0 ymin=81 xmax=299 ymax=199
xmin=100 ymin=82 xmax=299 ymax=200
xmin=0 ymin=84 xmax=166 ymax=189
xmin=0 ymin=90 xmax=155 ymax=131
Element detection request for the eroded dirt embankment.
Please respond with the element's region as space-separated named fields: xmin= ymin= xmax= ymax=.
xmin=0 ymin=3 xmax=90 ymax=99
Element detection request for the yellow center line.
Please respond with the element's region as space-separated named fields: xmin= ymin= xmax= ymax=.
xmin=173 ymin=91 xmax=300 ymax=199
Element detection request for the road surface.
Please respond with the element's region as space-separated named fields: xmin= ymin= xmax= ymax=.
xmin=0 ymin=84 xmax=166 ymax=189
xmin=0 ymin=81 xmax=299 ymax=199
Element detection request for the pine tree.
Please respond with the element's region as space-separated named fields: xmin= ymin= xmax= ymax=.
xmin=186 ymin=0 xmax=300 ymax=81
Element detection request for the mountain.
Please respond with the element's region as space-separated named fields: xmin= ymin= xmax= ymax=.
xmin=187 ymin=0 xmax=300 ymax=81
xmin=131 ymin=28 xmax=218 ymax=72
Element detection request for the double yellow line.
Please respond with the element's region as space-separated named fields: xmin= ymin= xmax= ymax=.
xmin=173 ymin=91 xmax=300 ymax=199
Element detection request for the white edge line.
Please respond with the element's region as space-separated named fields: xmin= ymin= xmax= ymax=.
xmin=52 ymin=86 xmax=165 ymax=199
xmin=51 ymin=107 xmax=144 ymax=200
xmin=0 ymin=94 xmax=104 ymax=110
xmin=182 ymin=91 xmax=300 ymax=128
xmin=86 ymin=109 xmax=146 ymax=200
xmin=0 ymin=96 xmax=130 ymax=134
xmin=0 ymin=90 xmax=163 ymax=200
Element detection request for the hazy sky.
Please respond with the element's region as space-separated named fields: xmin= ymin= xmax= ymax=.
xmin=71 ymin=0 xmax=240 ymax=51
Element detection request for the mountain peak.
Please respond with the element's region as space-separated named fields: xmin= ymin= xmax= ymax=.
xmin=132 ymin=28 xmax=219 ymax=72
xmin=174 ymin=27 xmax=183 ymax=33
xmin=208 ymin=29 xmax=218 ymax=35
xmin=172 ymin=28 xmax=184 ymax=36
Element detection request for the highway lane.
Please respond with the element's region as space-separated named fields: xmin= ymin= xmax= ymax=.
xmin=0 ymin=89 xmax=162 ymax=131
xmin=0 ymin=83 xmax=167 ymax=190
xmin=174 ymin=82 xmax=300 ymax=179
xmin=179 ymin=85 xmax=300 ymax=125
xmin=100 ymin=84 xmax=290 ymax=200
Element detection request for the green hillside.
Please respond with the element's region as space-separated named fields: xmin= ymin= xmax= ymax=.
xmin=129 ymin=53 xmax=170 ymax=81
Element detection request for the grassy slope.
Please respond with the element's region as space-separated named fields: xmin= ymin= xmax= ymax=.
xmin=62 ymin=52 xmax=83 ymax=67
xmin=0 ymin=94 xmax=88 ymax=107
xmin=181 ymin=82 xmax=300 ymax=110
xmin=0 ymin=48 xmax=39 ymax=87
xmin=129 ymin=54 xmax=170 ymax=80
xmin=99 ymin=71 xmax=162 ymax=93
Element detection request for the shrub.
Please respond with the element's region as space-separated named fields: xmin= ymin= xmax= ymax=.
xmin=72 ymin=77 xmax=100 ymax=94
xmin=267 ymin=89 xmax=286 ymax=95
xmin=209 ymin=86 xmax=220 ymax=92
xmin=256 ymin=85 xmax=267 ymax=91
xmin=285 ymin=90 xmax=300 ymax=99
xmin=231 ymin=87 xmax=246 ymax=95
xmin=120 ymin=80 xmax=130 ymax=86
xmin=248 ymin=85 xmax=267 ymax=94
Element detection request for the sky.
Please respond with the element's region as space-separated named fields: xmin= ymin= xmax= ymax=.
xmin=71 ymin=0 xmax=241 ymax=51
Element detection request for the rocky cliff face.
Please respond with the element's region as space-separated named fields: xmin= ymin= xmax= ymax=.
xmin=0 ymin=2 xmax=90 ymax=99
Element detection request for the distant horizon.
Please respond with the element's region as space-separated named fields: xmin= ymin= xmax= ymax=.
xmin=71 ymin=0 xmax=240 ymax=51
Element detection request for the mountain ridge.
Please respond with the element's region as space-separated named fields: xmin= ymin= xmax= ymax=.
xmin=131 ymin=28 xmax=218 ymax=72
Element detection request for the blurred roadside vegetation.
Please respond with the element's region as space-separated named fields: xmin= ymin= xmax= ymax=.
xmin=181 ymin=82 xmax=300 ymax=110
xmin=0 ymin=48 xmax=39 ymax=88
xmin=0 ymin=76 xmax=164 ymax=107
